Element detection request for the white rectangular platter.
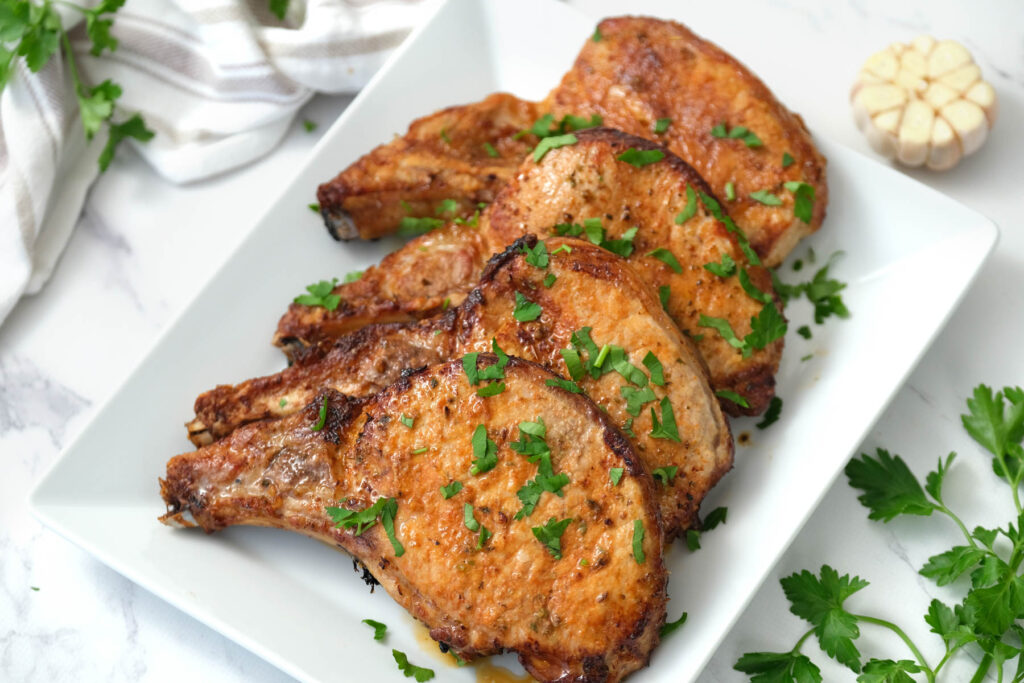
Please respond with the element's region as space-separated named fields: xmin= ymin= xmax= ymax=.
xmin=30 ymin=0 xmax=998 ymax=680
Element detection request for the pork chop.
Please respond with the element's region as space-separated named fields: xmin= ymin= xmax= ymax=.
xmin=277 ymin=129 xmax=785 ymax=415
xmin=188 ymin=236 xmax=734 ymax=536
xmin=162 ymin=356 xmax=668 ymax=683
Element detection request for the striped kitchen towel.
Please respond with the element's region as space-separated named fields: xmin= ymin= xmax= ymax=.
xmin=0 ymin=0 xmax=430 ymax=326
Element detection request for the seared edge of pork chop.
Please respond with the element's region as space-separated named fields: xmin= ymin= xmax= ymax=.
xmin=163 ymin=356 xmax=668 ymax=683
xmin=190 ymin=236 xmax=734 ymax=536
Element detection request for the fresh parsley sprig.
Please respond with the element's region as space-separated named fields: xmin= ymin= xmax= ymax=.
xmin=736 ymin=383 xmax=1024 ymax=682
xmin=1 ymin=0 xmax=154 ymax=170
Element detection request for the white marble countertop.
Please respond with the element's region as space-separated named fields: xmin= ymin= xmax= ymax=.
xmin=3 ymin=0 xmax=1023 ymax=680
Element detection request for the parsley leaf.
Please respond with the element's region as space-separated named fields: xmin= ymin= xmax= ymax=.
xmin=716 ymin=390 xmax=750 ymax=409
xmin=658 ymin=285 xmax=671 ymax=312
xmin=398 ymin=216 xmax=443 ymax=236
xmin=919 ymin=545 xmax=986 ymax=586
xmin=621 ymin=385 xmax=656 ymax=417
xmin=463 ymin=503 xmax=491 ymax=548
xmin=476 ymin=382 xmax=505 ymax=397
xmin=294 ymin=278 xmax=340 ymax=310
xmin=392 ymin=649 xmax=435 ymax=682
xmin=704 ymin=506 xmax=728 ymax=530
xmin=654 ymin=117 xmax=671 ymax=134
xmin=675 ymin=185 xmax=699 ymax=224
xmin=521 ymin=240 xmax=549 ymax=268
xmin=617 ymin=148 xmax=665 ymax=167
xmin=858 ymin=659 xmax=923 ymax=683
xmin=784 ymin=181 xmax=816 ymax=223
xmin=434 ymin=198 xmax=458 ymax=216
xmin=704 ymin=253 xmax=737 ymax=278
xmin=749 ymin=190 xmax=782 ymax=206
xmin=343 ymin=270 xmax=364 ymax=283
xmin=711 ymin=122 xmax=763 ymax=148
xmin=302 ymin=119 xmax=317 ymax=132
xmin=649 ymin=397 xmax=681 ymax=442
xmin=592 ymin=26 xmax=602 ymax=41
xmin=725 ymin=181 xmax=736 ymax=201
xmin=734 ymin=651 xmax=823 ymax=682
xmin=797 ymin=325 xmax=812 ymax=339
xmin=543 ymin=272 xmax=557 ymax=288
xmin=782 ymin=152 xmax=795 ymax=168
xmin=609 ymin=467 xmax=624 ymax=485
xmin=513 ymin=291 xmax=542 ymax=322
xmin=632 ymin=519 xmax=646 ymax=563
xmin=647 ymin=248 xmax=683 ymax=273
xmin=533 ymin=133 xmax=577 ymax=162
xmin=362 ymin=618 xmax=387 ymax=640
xmin=533 ymin=517 xmax=573 ymax=559
xmin=312 ymin=398 xmax=328 ymax=431
xmin=961 ymin=384 xmax=1024 ymax=485
xmin=686 ymin=529 xmax=701 ymax=551
xmin=483 ymin=141 xmax=499 ymax=158
xmin=327 ymin=497 xmax=404 ymax=557
xmin=98 ymin=114 xmax=154 ymax=172
xmin=699 ymin=191 xmax=762 ymax=266
xmin=546 ymin=377 xmax=584 ymax=393
xmin=642 ymin=352 xmax=665 ymax=386
xmin=660 ymin=611 xmax=688 ymax=637
xmin=470 ymin=425 xmax=498 ymax=475
xmin=756 ymin=396 xmax=783 ymax=429
xmin=399 ymin=414 xmax=414 ymax=429
xmin=844 ymin=449 xmax=936 ymax=522
xmin=652 ymin=466 xmax=678 ymax=486
xmin=738 ymin=268 xmax=773 ymax=304
xmin=781 ymin=566 xmax=869 ymax=672
xmin=440 ymin=481 xmax=462 ymax=499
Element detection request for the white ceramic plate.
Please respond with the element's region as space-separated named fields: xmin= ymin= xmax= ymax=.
xmin=30 ymin=0 xmax=998 ymax=680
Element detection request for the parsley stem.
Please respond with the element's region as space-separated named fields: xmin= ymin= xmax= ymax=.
xmin=933 ymin=641 xmax=967 ymax=677
xmin=936 ymin=503 xmax=978 ymax=549
xmin=58 ymin=25 xmax=84 ymax=96
xmin=789 ymin=627 xmax=815 ymax=655
xmin=852 ymin=614 xmax=934 ymax=682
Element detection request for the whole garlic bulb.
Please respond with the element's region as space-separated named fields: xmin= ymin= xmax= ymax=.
xmin=851 ymin=36 xmax=997 ymax=171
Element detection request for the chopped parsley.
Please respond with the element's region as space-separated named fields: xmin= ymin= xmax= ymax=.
xmin=774 ymin=252 xmax=850 ymax=323
xmin=710 ymin=121 xmax=763 ymax=148
xmin=546 ymin=377 xmax=584 ymax=393
xmin=294 ymin=279 xmax=340 ymax=311
xmin=532 ymin=517 xmax=573 ymax=559
xmin=440 ymin=128 xmax=451 ymax=144
xmin=483 ymin=141 xmax=499 ymax=158
xmin=652 ymin=466 xmax=679 ymax=486
xmin=647 ymin=248 xmax=683 ymax=274
xmin=801 ymin=353 xmax=813 ymax=362
xmin=704 ymin=506 xmax=728 ymax=530
xmin=533 ymin=133 xmax=578 ymax=162
xmin=610 ymin=467 xmax=624 ymax=485
xmin=393 ymin=649 xmax=435 ymax=682
xmin=617 ymin=148 xmax=665 ymax=167
xmin=592 ymin=26 xmax=602 ymax=42
xmin=756 ymin=396 xmax=783 ymax=429
xmin=312 ymin=398 xmax=329 ymax=431
xmin=560 ymin=113 xmax=603 ymax=131
xmin=463 ymin=340 xmax=510 ymax=388
xmin=343 ymin=270 xmax=363 ymax=283
xmin=738 ymin=268 xmax=773 ymax=304
xmin=521 ymin=240 xmax=549 ymax=268
xmin=560 ymin=348 xmax=585 ymax=381
xmin=632 ymin=520 xmax=646 ymax=563
xmin=511 ymin=418 xmax=570 ymax=519
xmin=782 ymin=151 xmax=795 ymax=168
xmin=621 ymin=385 xmax=657 ymax=417
xmin=649 ymin=397 xmax=681 ymax=442
xmin=698 ymin=303 xmax=787 ymax=358
xmin=716 ymin=390 xmax=750 ymax=409
xmin=362 ymin=618 xmax=387 ymax=640
xmin=303 ymin=119 xmax=317 ymax=132
xmin=704 ymin=253 xmax=737 ymax=278
xmin=476 ymin=382 xmax=506 ymax=397
xmin=675 ymin=185 xmax=698 ymax=224
xmin=551 ymin=244 xmax=572 ymax=255
xmin=398 ymin=216 xmax=444 ymax=236
xmin=435 ymin=199 xmax=458 ymax=216
xmin=543 ymin=272 xmax=557 ymax=288
xmin=699 ymin=191 xmax=761 ymax=266
xmin=654 ymin=117 xmax=671 ymax=134
xmin=686 ymin=529 xmax=701 ymax=551
xmin=462 ymin=503 xmax=491 ymax=548
xmin=326 ymin=497 xmax=404 ymax=556
xmin=797 ymin=325 xmax=812 ymax=339
xmin=749 ymin=190 xmax=782 ymax=206
xmin=440 ymin=481 xmax=463 ymax=499
xmin=623 ymin=418 xmax=637 ymax=439
xmin=658 ymin=285 xmax=671 ymax=312
xmin=513 ymin=292 xmax=542 ymax=322
xmin=411 ymin=447 xmax=428 ymax=454
xmin=279 ymin=398 xmax=287 ymax=408
xmin=399 ymin=414 xmax=414 ymax=429
xmin=469 ymin=424 xmax=498 ymax=475
xmin=308 ymin=203 xmax=320 ymax=213
xmin=557 ymin=218 xmax=638 ymax=257
xmin=660 ymin=612 xmax=688 ymax=638
xmin=725 ymin=181 xmax=736 ymax=201
xmin=642 ymin=352 xmax=665 ymax=386
xmin=784 ymin=181 xmax=816 ymax=223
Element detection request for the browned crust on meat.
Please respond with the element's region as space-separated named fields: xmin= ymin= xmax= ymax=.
xmin=191 ymin=236 xmax=734 ymax=536
xmin=545 ymin=16 xmax=827 ymax=267
xmin=163 ymin=357 xmax=667 ymax=683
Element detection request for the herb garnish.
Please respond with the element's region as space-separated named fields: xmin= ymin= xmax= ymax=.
xmin=687 ymin=506 xmax=728 ymax=551
xmin=649 ymin=397 xmax=681 ymax=442
xmin=308 ymin=203 xmax=320 ymax=213
xmin=621 ymin=385 xmax=657 ymax=417
xmin=393 ymin=649 xmax=435 ymax=681
xmin=294 ymin=279 xmax=340 ymax=311
xmin=675 ymin=185 xmax=699 ymax=224
xmin=343 ymin=270 xmax=364 ymax=283
xmin=533 ymin=133 xmax=578 ymax=162
xmin=610 ymin=467 xmax=624 ymax=485
xmin=749 ymin=190 xmax=782 ymax=206
xmin=647 ymin=248 xmax=683 ymax=273
xmin=362 ymin=619 xmax=387 ymax=640
xmin=556 ymin=218 xmax=638 ymax=257
xmin=652 ymin=466 xmax=678 ymax=486
xmin=654 ymin=117 xmax=672 ymax=134
xmin=543 ymin=273 xmax=557 ymax=288
xmin=705 ymin=253 xmax=737 ymax=278
xmin=699 ymin=191 xmax=762 ymax=266
xmin=546 ymin=378 xmax=584 ymax=393
xmin=756 ymin=396 xmax=783 ymax=429
xmin=698 ymin=301 xmax=786 ymax=358
xmin=521 ymin=240 xmax=549 ymax=268
xmin=797 ymin=325 xmax=812 ymax=339
xmin=513 ymin=292 xmax=542 ymax=322
xmin=511 ymin=419 xmax=570 ymax=519
xmin=711 ymin=122 xmax=763 ymax=148
xmin=784 ymin=181 xmax=816 ymax=223
xmin=642 ymin=352 xmax=665 ymax=386
xmin=774 ymin=252 xmax=849 ymax=323
xmin=782 ymin=152 xmax=795 ymax=168
xmin=632 ymin=520 xmax=646 ymax=563
xmin=462 ymin=503 xmax=492 ymax=548
xmin=483 ymin=141 xmax=499 ymax=158
xmin=312 ymin=398 xmax=329 ymax=431
xmin=532 ymin=517 xmax=573 ymax=560
xmin=469 ymin=424 xmax=498 ymax=475
xmin=397 ymin=216 xmax=444 ymax=236
xmin=658 ymin=285 xmax=671 ymax=312
xmin=725 ymin=181 xmax=736 ymax=201
xmin=326 ymin=497 xmax=404 ymax=556
xmin=435 ymin=198 xmax=458 ymax=216
xmin=617 ymin=148 xmax=665 ymax=167
xmin=399 ymin=414 xmax=414 ymax=429
xmin=440 ymin=481 xmax=462 ymax=499
xmin=411 ymin=447 xmax=428 ymax=454
xmin=592 ymin=26 xmax=602 ymax=41
xmin=716 ymin=390 xmax=750 ymax=409
xmin=661 ymin=612 xmax=688 ymax=638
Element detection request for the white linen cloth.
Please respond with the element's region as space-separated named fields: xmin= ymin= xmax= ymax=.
xmin=0 ymin=0 xmax=430 ymax=326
